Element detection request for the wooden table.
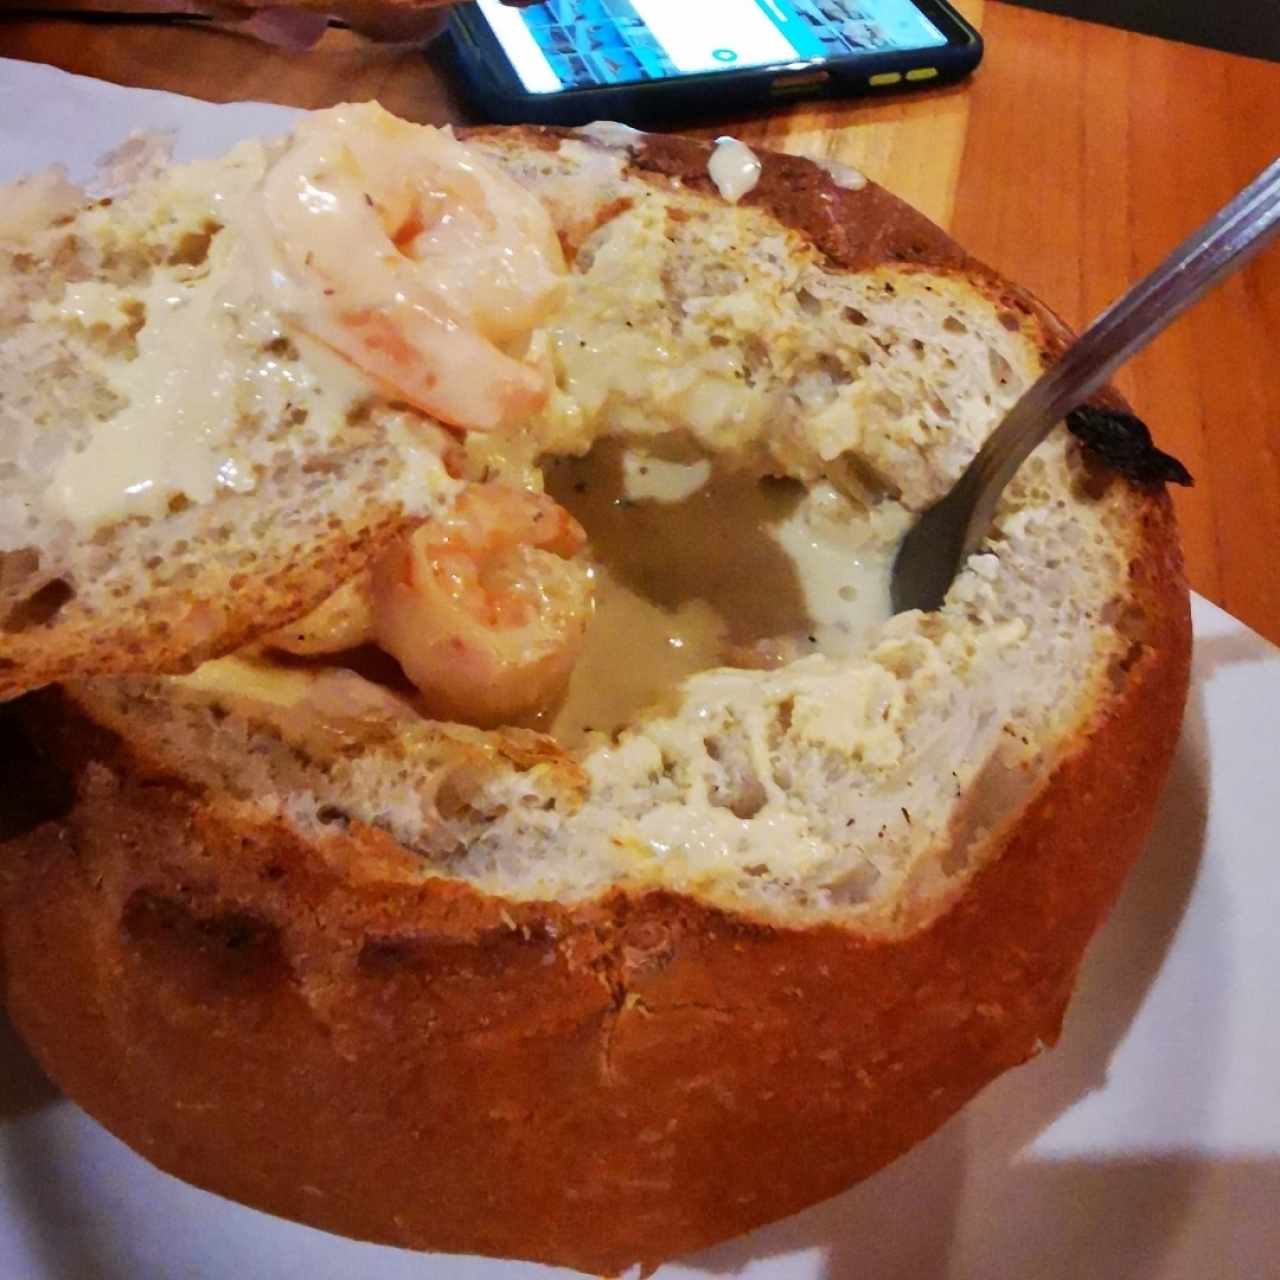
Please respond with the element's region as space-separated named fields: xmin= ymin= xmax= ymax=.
xmin=3 ymin=2 xmax=1279 ymax=642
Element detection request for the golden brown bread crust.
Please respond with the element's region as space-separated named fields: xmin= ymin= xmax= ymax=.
xmin=0 ymin=130 xmax=1193 ymax=1274
xmin=0 ymin=507 xmax=418 ymax=705
xmin=485 ymin=123 xmax=979 ymax=277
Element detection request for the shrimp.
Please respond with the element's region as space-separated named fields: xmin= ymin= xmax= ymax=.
xmin=371 ymin=485 xmax=594 ymax=728
xmin=246 ymin=102 xmax=566 ymax=432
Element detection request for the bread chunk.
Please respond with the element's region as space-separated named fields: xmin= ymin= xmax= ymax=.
xmin=0 ymin=142 xmax=458 ymax=699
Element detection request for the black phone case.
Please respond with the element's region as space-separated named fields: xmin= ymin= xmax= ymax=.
xmin=447 ymin=1 xmax=983 ymax=127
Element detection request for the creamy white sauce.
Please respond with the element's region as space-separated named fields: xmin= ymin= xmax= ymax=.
xmin=771 ymin=487 xmax=895 ymax=661
xmin=577 ymin=121 xmax=646 ymax=151
xmin=46 ymin=238 xmax=373 ymax=528
xmin=621 ymin=449 xmax=711 ymax=504
xmin=41 ymin=152 xmax=383 ymax=532
xmin=707 ymin=137 xmax=762 ymax=204
xmin=46 ymin=108 xmax=568 ymax=531
xmin=68 ymin=275 xmax=259 ymax=510
xmin=820 ymin=159 xmax=868 ymax=191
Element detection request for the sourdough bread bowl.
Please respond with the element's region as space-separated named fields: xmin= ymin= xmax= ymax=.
xmin=0 ymin=108 xmax=1191 ymax=1275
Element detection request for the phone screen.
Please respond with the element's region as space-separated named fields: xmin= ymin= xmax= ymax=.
xmin=472 ymin=0 xmax=949 ymax=94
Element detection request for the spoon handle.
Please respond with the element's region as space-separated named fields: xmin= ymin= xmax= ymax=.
xmin=959 ymin=155 xmax=1280 ymax=561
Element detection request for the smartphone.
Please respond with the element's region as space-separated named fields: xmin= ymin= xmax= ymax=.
xmin=448 ymin=0 xmax=982 ymax=126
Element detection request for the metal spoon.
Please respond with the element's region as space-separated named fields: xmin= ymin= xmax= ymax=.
xmin=890 ymin=156 xmax=1280 ymax=616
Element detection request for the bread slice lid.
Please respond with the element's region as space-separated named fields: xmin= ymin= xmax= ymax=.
xmin=0 ymin=125 xmax=475 ymax=701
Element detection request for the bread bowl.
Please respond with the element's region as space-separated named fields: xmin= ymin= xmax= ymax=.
xmin=0 ymin=105 xmax=1191 ymax=1275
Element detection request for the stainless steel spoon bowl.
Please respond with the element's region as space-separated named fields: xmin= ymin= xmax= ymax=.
xmin=891 ymin=156 xmax=1280 ymax=617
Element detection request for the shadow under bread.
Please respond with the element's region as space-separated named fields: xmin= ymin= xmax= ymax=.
xmin=1 ymin=698 xmax=74 ymax=1123
xmin=0 ymin=1012 xmax=59 ymax=1124
xmin=0 ymin=695 xmax=75 ymax=846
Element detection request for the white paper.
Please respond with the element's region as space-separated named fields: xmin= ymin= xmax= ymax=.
xmin=2 ymin=57 xmax=1278 ymax=1280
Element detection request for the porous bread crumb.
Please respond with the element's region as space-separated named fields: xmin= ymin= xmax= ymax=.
xmin=557 ymin=224 xmax=1034 ymax=508
xmin=481 ymin=137 xmax=1038 ymax=512
xmin=0 ymin=140 xmax=468 ymax=693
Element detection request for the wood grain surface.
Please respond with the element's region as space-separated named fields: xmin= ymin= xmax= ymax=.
xmin=2 ymin=0 xmax=1278 ymax=642
xmin=951 ymin=6 xmax=1280 ymax=647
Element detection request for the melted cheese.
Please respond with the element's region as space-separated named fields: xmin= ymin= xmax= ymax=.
xmin=182 ymin=652 xmax=319 ymax=707
xmin=179 ymin=651 xmax=422 ymax=758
